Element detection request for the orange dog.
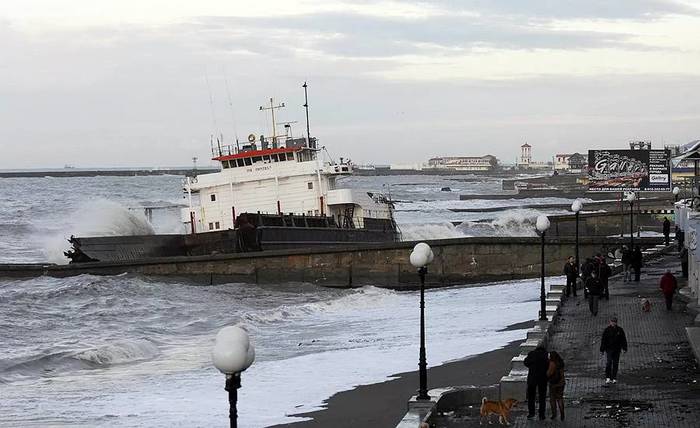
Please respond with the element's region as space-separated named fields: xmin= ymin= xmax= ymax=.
xmin=480 ymin=397 xmax=518 ymax=425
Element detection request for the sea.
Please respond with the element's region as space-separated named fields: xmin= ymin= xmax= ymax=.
xmin=0 ymin=173 xmax=573 ymax=427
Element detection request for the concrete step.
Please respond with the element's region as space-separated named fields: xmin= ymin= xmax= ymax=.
xmin=500 ymin=373 xmax=527 ymax=401
xmin=510 ymin=354 xmax=526 ymax=372
xmin=547 ymin=290 xmax=563 ymax=298
xmin=550 ymin=284 xmax=565 ymax=293
xmin=546 ymin=297 xmax=561 ymax=306
xmin=519 ymin=339 xmax=541 ymax=353
xmin=526 ymin=324 xmax=549 ymax=342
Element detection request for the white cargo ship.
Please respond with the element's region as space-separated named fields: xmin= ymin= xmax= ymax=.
xmin=66 ymin=86 xmax=399 ymax=263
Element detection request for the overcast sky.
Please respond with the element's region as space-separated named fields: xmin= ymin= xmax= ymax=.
xmin=1 ymin=0 xmax=699 ymax=168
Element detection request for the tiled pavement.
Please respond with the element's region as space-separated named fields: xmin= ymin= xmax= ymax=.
xmin=509 ymin=253 xmax=700 ymax=427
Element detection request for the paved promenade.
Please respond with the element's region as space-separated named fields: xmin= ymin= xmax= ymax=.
xmin=432 ymin=251 xmax=700 ymax=427
xmin=510 ymin=252 xmax=700 ymax=427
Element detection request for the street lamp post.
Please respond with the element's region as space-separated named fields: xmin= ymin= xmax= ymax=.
xmin=212 ymin=326 xmax=256 ymax=428
xmin=571 ymin=200 xmax=583 ymax=279
xmin=673 ymin=186 xmax=680 ymax=202
xmin=409 ymin=242 xmax=434 ymax=401
xmin=536 ymin=215 xmax=550 ymax=321
xmin=626 ymin=192 xmax=636 ymax=250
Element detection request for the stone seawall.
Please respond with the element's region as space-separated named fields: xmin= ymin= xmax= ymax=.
xmin=1 ymin=236 xmax=664 ymax=288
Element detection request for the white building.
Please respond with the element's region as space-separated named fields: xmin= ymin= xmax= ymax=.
xmin=516 ymin=143 xmax=550 ymax=170
xmin=427 ymin=155 xmax=497 ymax=172
xmin=555 ymin=153 xmax=573 ymax=171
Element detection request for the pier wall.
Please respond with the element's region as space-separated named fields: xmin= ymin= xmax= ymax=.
xmin=2 ymin=236 xmax=665 ymax=288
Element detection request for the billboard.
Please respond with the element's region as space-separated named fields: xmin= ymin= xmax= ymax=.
xmin=588 ymin=149 xmax=671 ymax=192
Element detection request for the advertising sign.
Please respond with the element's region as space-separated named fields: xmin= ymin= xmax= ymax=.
xmin=588 ymin=149 xmax=671 ymax=192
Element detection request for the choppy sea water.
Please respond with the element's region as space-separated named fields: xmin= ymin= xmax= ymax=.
xmin=0 ymin=174 xmax=569 ymax=427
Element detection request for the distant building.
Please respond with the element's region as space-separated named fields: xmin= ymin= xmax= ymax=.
xmin=518 ymin=143 xmax=532 ymax=167
xmin=517 ymin=143 xmax=550 ymax=170
xmin=568 ymin=153 xmax=587 ymax=172
xmin=390 ymin=163 xmax=425 ymax=170
xmin=553 ymin=152 xmax=587 ymax=173
xmin=554 ymin=153 xmax=572 ymax=171
xmin=427 ymin=155 xmax=498 ymax=172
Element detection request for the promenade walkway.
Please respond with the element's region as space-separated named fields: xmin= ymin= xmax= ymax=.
xmin=432 ymin=251 xmax=700 ymax=427
xmin=511 ymin=252 xmax=700 ymax=427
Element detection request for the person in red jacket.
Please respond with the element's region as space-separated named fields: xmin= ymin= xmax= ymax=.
xmin=659 ymin=269 xmax=678 ymax=311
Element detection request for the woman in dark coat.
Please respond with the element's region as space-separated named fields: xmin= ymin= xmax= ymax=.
xmin=547 ymin=351 xmax=566 ymax=421
xmin=631 ymin=246 xmax=643 ymax=282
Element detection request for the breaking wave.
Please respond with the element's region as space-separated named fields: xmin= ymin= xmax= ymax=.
xmin=41 ymin=199 xmax=155 ymax=264
xmin=400 ymin=222 xmax=463 ymax=241
xmin=0 ymin=339 xmax=160 ymax=383
xmin=456 ymin=209 xmax=553 ymax=237
xmin=241 ymin=287 xmax=397 ymax=326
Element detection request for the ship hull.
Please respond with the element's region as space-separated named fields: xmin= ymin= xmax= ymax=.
xmin=67 ymin=226 xmax=398 ymax=263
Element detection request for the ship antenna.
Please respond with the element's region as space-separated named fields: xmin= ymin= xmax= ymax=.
xmin=303 ymin=81 xmax=312 ymax=148
xmin=223 ymin=68 xmax=240 ymax=151
xmin=204 ymin=69 xmax=220 ymax=155
xmin=259 ymin=98 xmax=285 ymax=146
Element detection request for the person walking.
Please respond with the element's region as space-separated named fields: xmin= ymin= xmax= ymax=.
xmin=659 ymin=269 xmax=678 ymax=311
xmin=563 ymin=256 xmax=578 ymax=297
xmin=663 ymin=217 xmax=671 ymax=246
xmin=547 ymin=351 xmax=566 ymax=421
xmin=631 ymin=246 xmax=643 ymax=282
xmin=600 ymin=316 xmax=627 ymax=384
xmin=585 ymin=271 xmax=602 ymax=316
xmin=681 ymin=247 xmax=689 ymax=278
xmin=581 ymin=257 xmax=595 ymax=298
xmin=621 ymin=246 xmax=632 ymax=282
xmin=524 ymin=345 xmax=549 ymax=420
xmin=596 ymin=254 xmax=612 ymax=300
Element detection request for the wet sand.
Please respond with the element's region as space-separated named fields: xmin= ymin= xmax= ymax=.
xmin=271 ymin=322 xmax=532 ymax=428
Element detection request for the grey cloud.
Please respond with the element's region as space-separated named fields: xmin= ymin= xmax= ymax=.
xmin=422 ymin=0 xmax=699 ymax=20
xmin=194 ymin=13 xmax=640 ymax=60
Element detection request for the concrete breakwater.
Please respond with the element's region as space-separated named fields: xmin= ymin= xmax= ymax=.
xmin=0 ymin=236 xmax=663 ymax=287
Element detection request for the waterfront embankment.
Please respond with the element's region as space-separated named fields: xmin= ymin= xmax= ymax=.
xmin=430 ymin=250 xmax=700 ymax=427
xmin=0 ymin=236 xmax=665 ymax=287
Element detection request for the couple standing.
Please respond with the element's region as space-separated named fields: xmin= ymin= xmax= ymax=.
xmin=525 ymin=318 xmax=628 ymax=420
xmin=523 ymin=348 xmax=566 ymax=421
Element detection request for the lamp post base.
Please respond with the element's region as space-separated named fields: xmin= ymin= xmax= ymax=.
xmin=225 ymin=374 xmax=241 ymax=428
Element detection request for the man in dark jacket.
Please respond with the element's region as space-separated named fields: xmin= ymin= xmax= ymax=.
xmin=631 ymin=246 xmax=643 ymax=282
xmin=581 ymin=258 xmax=595 ymax=298
xmin=600 ymin=316 xmax=628 ymax=384
xmin=524 ymin=345 xmax=549 ymax=420
xmin=585 ymin=271 xmax=602 ymax=316
xmin=659 ymin=269 xmax=678 ymax=310
xmin=681 ymin=247 xmax=689 ymax=278
xmin=663 ymin=217 xmax=671 ymax=245
xmin=621 ymin=246 xmax=632 ymax=282
xmin=563 ymin=256 xmax=578 ymax=297
xmin=596 ymin=254 xmax=612 ymax=300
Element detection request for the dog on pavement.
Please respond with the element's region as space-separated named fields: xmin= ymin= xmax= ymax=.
xmin=480 ymin=397 xmax=518 ymax=425
xmin=641 ymin=298 xmax=652 ymax=312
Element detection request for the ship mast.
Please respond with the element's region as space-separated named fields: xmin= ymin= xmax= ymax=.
xmin=303 ymin=82 xmax=313 ymax=148
xmin=259 ymin=98 xmax=285 ymax=145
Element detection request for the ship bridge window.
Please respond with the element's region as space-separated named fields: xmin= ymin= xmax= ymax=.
xmin=237 ymin=159 xmax=245 ymax=167
xmin=222 ymin=160 xmax=230 ymax=169
xmin=210 ymin=194 xmax=216 ymax=202
xmin=263 ymin=155 xmax=271 ymax=162
xmin=244 ymin=158 xmax=252 ymax=166
xmin=307 ymin=182 xmax=313 ymax=189
xmin=252 ymin=156 xmax=262 ymax=164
